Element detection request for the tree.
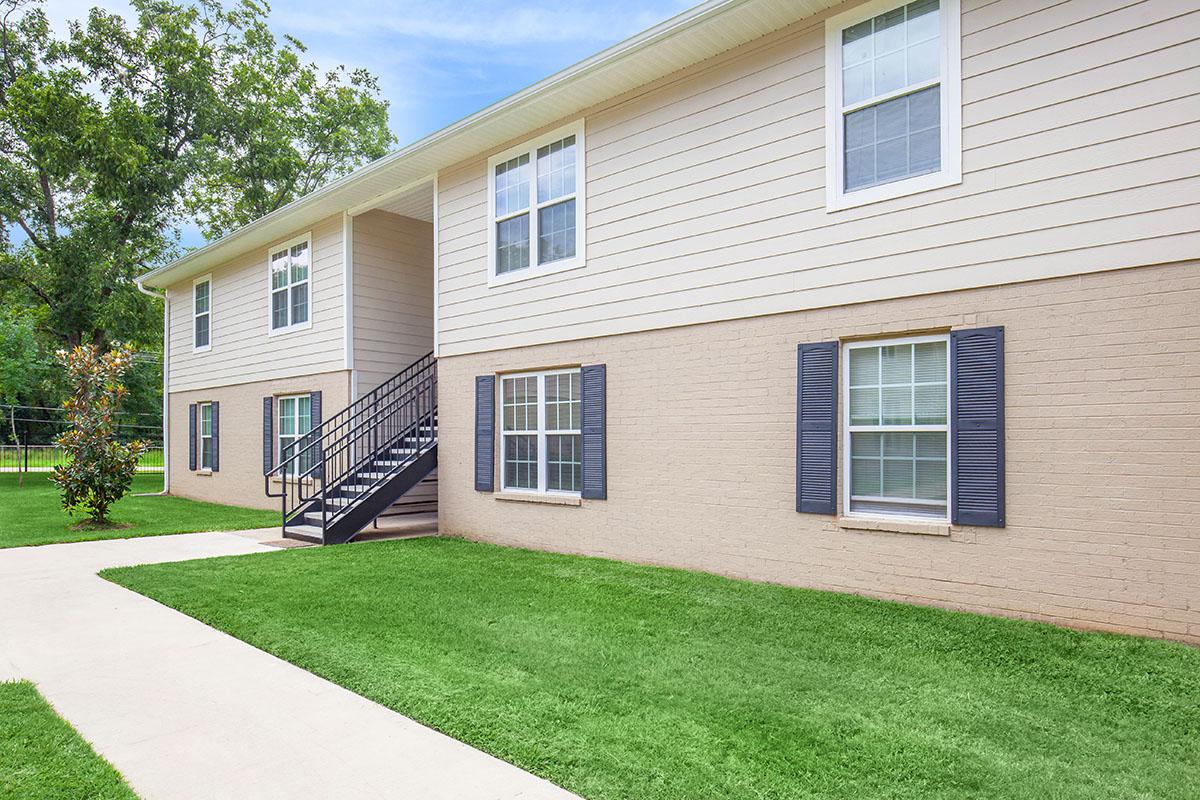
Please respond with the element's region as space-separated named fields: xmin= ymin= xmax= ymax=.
xmin=50 ymin=343 xmax=148 ymax=525
xmin=0 ymin=0 xmax=394 ymax=359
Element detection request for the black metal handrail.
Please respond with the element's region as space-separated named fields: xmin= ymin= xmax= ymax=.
xmin=265 ymin=354 xmax=437 ymax=537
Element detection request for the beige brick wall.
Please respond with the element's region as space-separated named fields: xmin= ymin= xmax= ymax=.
xmin=169 ymin=370 xmax=351 ymax=510
xmin=437 ymin=261 xmax=1200 ymax=644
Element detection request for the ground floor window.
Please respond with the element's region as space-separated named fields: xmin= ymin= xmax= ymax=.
xmin=844 ymin=334 xmax=949 ymax=520
xmin=197 ymin=402 xmax=214 ymax=471
xmin=501 ymin=369 xmax=581 ymax=494
xmin=278 ymin=394 xmax=313 ymax=473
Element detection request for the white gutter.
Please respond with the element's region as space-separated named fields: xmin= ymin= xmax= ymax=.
xmin=135 ymin=279 xmax=170 ymax=495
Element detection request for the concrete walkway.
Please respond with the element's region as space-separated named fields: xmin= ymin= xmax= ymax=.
xmin=0 ymin=531 xmax=579 ymax=800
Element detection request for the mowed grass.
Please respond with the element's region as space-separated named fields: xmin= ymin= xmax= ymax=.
xmin=103 ymin=537 xmax=1200 ymax=800
xmin=0 ymin=681 xmax=136 ymax=800
xmin=0 ymin=472 xmax=279 ymax=548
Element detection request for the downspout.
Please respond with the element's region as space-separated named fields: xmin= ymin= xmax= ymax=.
xmin=135 ymin=279 xmax=170 ymax=495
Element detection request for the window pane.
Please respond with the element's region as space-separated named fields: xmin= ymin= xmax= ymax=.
xmin=849 ymin=347 xmax=879 ymax=386
xmin=504 ymin=434 xmax=538 ymax=489
xmin=496 ymin=214 xmax=530 ymax=274
xmin=841 ymin=0 xmax=940 ymax=108
xmin=289 ymin=243 xmax=309 ymax=283
xmin=297 ymin=396 xmax=312 ymax=433
xmin=201 ymin=439 xmax=213 ymax=470
xmin=546 ymin=372 xmax=580 ymax=431
xmin=194 ymin=282 xmax=210 ymax=313
xmin=194 ymin=315 xmax=209 ymax=348
xmin=278 ymin=398 xmax=295 ymax=435
xmin=849 ymin=386 xmax=880 ymax=426
xmin=271 ymin=289 xmax=288 ymax=329
xmin=914 ymin=385 xmax=947 ymax=425
xmin=843 ymin=85 xmax=941 ymax=192
xmin=290 ymin=284 xmax=309 ymax=325
xmin=882 ymin=458 xmax=914 ymax=498
xmin=880 ymin=344 xmax=912 ymax=384
xmin=538 ymin=199 xmax=576 ymax=265
xmin=502 ymin=376 xmax=537 ymax=432
xmin=200 ymin=404 xmax=212 ymax=435
xmin=547 ymin=434 xmax=581 ymax=492
xmin=882 ymin=386 xmax=912 ymax=425
xmin=914 ymin=341 xmax=946 ymax=382
xmin=271 ymin=252 xmax=289 ymax=290
xmin=537 ymin=135 xmax=576 ymax=203
xmin=495 ymin=153 xmax=530 ymax=218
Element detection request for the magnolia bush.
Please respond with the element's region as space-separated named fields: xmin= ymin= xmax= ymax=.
xmin=50 ymin=345 xmax=149 ymax=524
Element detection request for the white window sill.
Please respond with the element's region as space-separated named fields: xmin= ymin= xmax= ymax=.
xmin=495 ymin=491 xmax=581 ymax=507
xmin=827 ymin=170 xmax=961 ymax=213
xmin=488 ymin=259 xmax=585 ymax=288
xmin=837 ymin=516 xmax=950 ymax=537
xmin=193 ymin=345 xmax=211 ymax=354
xmin=268 ymin=320 xmax=313 ymax=337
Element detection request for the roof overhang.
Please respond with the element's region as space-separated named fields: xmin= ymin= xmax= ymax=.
xmin=138 ymin=0 xmax=836 ymax=289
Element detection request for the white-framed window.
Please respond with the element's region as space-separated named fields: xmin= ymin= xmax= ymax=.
xmin=197 ymin=401 xmax=214 ymax=471
xmin=843 ymin=334 xmax=949 ymax=521
xmin=268 ymin=233 xmax=312 ymax=334
xmin=500 ymin=369 xmax=582 ymax=494
xmin=277 ymin=394 xmax=314 ymax=472
xmin=487 ymin=120 xmax=586 ymax=285
xmin=824 ymin=0 xmax=961 ymax=211
xmin=192 ymin=275 xmax=212 ymax=352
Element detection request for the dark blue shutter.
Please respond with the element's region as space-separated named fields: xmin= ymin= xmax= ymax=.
xmin=262 ymin=397 xmax=273 ymax=474
xmin=580 ymin=364 xmax=607 ymax=500
xmin=475 ymin=375 xmax=496 ymax=492
xmin=210 ymin=402 xmax=220 ymax=472
xmin=796 ymin=342 xmax=838 ymax=514
xmin=951 ymin=326 xmax=1005 ymax=527
xmin=187 ymin=403 xmax=197 ymax=471
xmin=309 ymin=391 xmax=323 ymax=477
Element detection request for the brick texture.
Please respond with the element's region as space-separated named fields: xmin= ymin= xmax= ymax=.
xmin=437 ymin=261 xmax=1200 ymax=644
xmin=169 ymin=370 xmax=351 ymax=510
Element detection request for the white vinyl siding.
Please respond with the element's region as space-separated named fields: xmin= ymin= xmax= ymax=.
xmin=165 ymin=215 xmax=345 ymax=392
xmin=435 ymin=1 xmax=1199 ymax=358
xmin=844 ymin=335 xmax=948 ymax=521
xmin=487 ymin=121 xmax=586 ymax=285
xmin=350 ymin=211 xmax=435 ymax=397
xmin=192 ymin=276 xmax=211 ymax=352
xmin=501 ymin=369 xmax=582 ymax=494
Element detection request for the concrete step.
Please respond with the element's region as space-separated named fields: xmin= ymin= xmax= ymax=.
xmin=285 ymin=524 xmax=324 ymax=543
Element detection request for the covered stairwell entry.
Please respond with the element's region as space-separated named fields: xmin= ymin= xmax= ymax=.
xmin=266 ymin=353 xmax=437 ymax=544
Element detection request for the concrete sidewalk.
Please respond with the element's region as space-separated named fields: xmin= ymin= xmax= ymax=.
xmin=0 ymin=531 xmax=579 ymax=800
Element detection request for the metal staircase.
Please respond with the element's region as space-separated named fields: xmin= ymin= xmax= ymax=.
xmin=266 ymin=353 xmax=437 ymax=544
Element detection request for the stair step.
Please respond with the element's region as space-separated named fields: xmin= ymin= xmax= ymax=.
xmin=285 ymin=524 xmax=324 ymax=543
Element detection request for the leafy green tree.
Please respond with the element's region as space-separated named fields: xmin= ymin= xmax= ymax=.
xmin=0 ymin=0 xmax=394 ymax=359
xmin=50 ymin=343 xmax=149 ymax=524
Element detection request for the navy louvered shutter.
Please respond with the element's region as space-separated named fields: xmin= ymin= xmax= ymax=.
xmin=210 ymin=402 xmax=220 ymax=472
xmin=187 ymin=403 xmax=197 ymax=471
xmin=580 ymin=364 xmax=607 ymax=500
xmin=475 ymin=375 xmax=496 ymax=492
xmin=951 ymin=326 xmax=1005 ymax=527
xmin=796 ymin=342 xmax=838 ymax=514
xmin=309 ymin=391 xmax=323 ymax=477
xmin=262 ymin=397 xmax=273 ymax=474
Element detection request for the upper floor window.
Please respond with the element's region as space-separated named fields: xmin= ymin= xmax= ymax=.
xmin=193 ymin=275 xmax=211 ymax=352
xmin=487 ymin=121 xmax=586 ymax=285
xmin=825 ymin=0 xmax=961 ymax=211
xmin=268 ymin=234 xmax=311 ymax=333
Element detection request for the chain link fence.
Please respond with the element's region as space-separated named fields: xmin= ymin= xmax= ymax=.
xmin=0 ymin=405 xmax=164 ymax=474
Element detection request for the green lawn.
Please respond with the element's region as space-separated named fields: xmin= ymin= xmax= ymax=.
xmin=0 ymin=681 xmax=136 ymax=800
xmin=0 ymin=472 xmax=279 ymax=548
xmin=103 ymin=538 xmax=1200 ymax=800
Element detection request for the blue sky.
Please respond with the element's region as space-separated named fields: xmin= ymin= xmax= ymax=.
xmin=48 ymin=0 xmax=693 ymax=248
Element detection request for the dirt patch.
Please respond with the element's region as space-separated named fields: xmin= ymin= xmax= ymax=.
xmin=68 ymin=521 xmax=134 ymax=532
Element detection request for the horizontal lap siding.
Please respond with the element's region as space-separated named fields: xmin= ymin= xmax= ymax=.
xmin=167 ymin=214 xmax=346 ymax=391
xmin=437 ymin=262 xmax=1200 ymax=643
xmin=350 ymin=211 xmax=435 ymax=396
xmin=435 ymin=0 xmax=1200 ymax=356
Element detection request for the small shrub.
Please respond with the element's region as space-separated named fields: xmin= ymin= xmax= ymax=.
xmin=50 ymin=345 xmax=149 ymax=524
